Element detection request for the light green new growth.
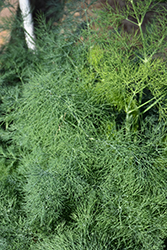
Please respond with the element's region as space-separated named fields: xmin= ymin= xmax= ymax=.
xmin=81 ymin=0 xmax=167 ymax=133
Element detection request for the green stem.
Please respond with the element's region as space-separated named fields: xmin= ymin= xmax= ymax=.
xmin=130 ymin=0 xmax=152 ymax=64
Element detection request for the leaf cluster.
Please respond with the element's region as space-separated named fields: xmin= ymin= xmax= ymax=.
xmin=0 ymin=0 xmax=167 ymax=249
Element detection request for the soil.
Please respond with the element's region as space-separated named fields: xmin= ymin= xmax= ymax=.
xmin=0 ymin=0 xmax=18 ymax=48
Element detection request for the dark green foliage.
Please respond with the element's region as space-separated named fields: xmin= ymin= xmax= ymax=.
xmin=0 ymin=173 xmax=32 ymax=250
xmin=0 ymin=0 xmax=167 ymax=249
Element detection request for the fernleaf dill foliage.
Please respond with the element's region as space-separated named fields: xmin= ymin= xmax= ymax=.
xmin=80 ymin=0 xmax=167 ymax=133
xmin=0 ymin=0 xmax=167 ymax=249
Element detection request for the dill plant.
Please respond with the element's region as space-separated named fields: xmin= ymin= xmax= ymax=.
xmin=80 ymin=0 xmax=167 ymax=133
xmin=0 ymin=0 xmax=167 ymax=249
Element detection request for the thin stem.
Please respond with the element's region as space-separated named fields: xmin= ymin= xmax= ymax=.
xmin=129 ymin=0 xmax=152 ymax=63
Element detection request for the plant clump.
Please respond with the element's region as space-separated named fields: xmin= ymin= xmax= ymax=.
xmin=0 ymin=0 xmax=167 ymax=249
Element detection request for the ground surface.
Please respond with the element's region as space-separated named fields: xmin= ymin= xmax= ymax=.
xmin=0 ymin=0 xmax=18 ymax=48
